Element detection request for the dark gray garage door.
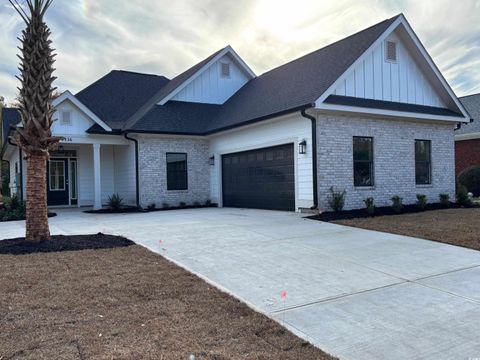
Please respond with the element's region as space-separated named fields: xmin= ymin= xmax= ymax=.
xmin=222 ymin=143 xmax=295 ymax=211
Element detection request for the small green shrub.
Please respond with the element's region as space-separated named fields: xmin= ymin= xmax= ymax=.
xmin=456 ymin=185 xmax=472 ymax=207
xmin=0 ymin=194 xmax=26 ymax=221
xmin=439 ymin=193 xmax=450 ymax=207
xmin=205 ymin=199 xmax=212 ymax=206
xmin=458 ymin=166 xmax=480 ymax=196
xmin=416 ymin=194 xmax=427 ymax=210
xmin=179 ymin=201 xmax=187 ymax=208
xmin=363 ymin=197 xmax=375 ymax=216
xmin=328 ymin=187 xmax=346 ymax=212
xmin=162 ymin=202 xmax=170 ymax=209
xmin=391 ymin=195 xmax=403 ymax=213
xmin=147 ymin=203 xmax=156 ymax=211
xmin=107 ymin=193 xmax=124 ymax=210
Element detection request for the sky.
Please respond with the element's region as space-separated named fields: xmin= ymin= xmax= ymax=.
xmin=0 ymin=0 xmax=479 ymax=104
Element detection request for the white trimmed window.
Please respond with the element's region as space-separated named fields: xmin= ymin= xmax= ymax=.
xmin=61 ymin=110 xmax=72 ymax=125
xmin=220 ymin=62 xmax=230 ymax=78
xmin=385 ymin=40 xmax=397 ymax=63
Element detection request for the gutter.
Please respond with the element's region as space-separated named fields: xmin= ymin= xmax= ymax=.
xmin=301 ymin=105 xmax=318 ymax=209
xmin=7 ymin=137 xmax=23 ymax=201
xmin=123 ymin=132 xmax=140 ymax=208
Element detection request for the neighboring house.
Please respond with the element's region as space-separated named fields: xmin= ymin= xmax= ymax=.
xmin=0 ymin=14 xmax=470 ymax=211
xmin=454 ymin=93 xmax=480 ymax=179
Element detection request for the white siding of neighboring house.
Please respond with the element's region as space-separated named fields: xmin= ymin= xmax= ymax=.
xmin=208 ymin=113 xmax=313 ymax=209
xmin=7 ymin=149 xmax=20 ymax=196
xmin=113 ymin=143 xmax=136 ymax=205
xmin=332 ymin=30 xmax=446 ymax=108
xmin=172 ymin=53 xmax=250 ymax=104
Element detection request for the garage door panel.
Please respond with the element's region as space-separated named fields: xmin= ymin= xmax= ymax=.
xmin=222 ymin=144 xmax=295 ymax=211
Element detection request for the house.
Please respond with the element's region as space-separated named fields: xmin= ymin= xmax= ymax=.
xmin=454 ymin=93 xmax=480 ymax=179
xmin=0 ymin=14 xmax=471 ymax=211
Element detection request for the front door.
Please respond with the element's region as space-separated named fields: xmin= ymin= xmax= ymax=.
xmin=47 ymin=158 xmax=69 ymax=206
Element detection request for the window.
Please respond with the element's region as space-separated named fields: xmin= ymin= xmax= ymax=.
xmin=415 ymin=140 xmax=431 ymax=185
xmin=353 ymin=137 xmax=374 ymax=187
xmin=220 ymin=62 xmax=230 ymax=78
xmin=385 ymin=40 xmax=397 ymax=62
xmin=61 ymin=110 xmax=72 ymax=125
xmin=49 ymin=160 xmax=65 ymax=191
xmin=166 ymin=153 xmax=187 ymax=190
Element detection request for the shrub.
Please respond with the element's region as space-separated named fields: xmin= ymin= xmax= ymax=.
xmin=1 ymin=175 xmax=10 ymax=198
xmin=458 ymin=166 xmax=480 ymax=197
xmin=439 ymin=193 xmax=450 ymax=207
xmin=147 ymin=203 xmax=156 ymax=211
xmin=456 ymin=185 xmax=472 ymax=207
xmin=391 ymin=195 xmax=403 ymax=213
xmin=416 ymin=194 xmax=427 ymax=210
xmin=162 ymin=202 xmax=170 ymax=209
xmin=205 ymin=199 xmax=212 ymax=206
xmin=179 ymin=201 xmax=187 ymax=208
xmin=363 ymin=197 xmax=375 ymax=216
xmin=107 ymin=193 xmax=124 ymax=210
xmin=327 ymin=187 xmax=346 ymax=212
xmin=0 ymin=194 xmax=26 ymax=221
xmin=193 ymin=201 xmax=201 ymax=207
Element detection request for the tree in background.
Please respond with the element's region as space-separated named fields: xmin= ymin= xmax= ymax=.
xmin=9 ymin=0 xmax=61 ymax=242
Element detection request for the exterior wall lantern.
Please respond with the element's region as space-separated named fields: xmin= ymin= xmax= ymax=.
xmin=298 ymin=140 xmax=307 ymax=154
xmin=209 ymin=156 xmax=215 ymax=165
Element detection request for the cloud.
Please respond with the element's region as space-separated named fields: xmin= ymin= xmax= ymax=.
xmin=0 ymin=0 xmax=478 ymax=103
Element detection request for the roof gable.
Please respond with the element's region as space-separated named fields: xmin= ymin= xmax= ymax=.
xmin=456 ymin=93 xmax=480 ymax=136
xmin=317 ymin=14 xmax=470 ymax=122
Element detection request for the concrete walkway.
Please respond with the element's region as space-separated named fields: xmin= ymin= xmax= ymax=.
xmin=2 ymin=208 xmax=480 ymax=360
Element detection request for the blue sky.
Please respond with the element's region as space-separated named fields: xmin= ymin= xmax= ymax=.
xmin=0 ymin=0 xmax=479 ymax=103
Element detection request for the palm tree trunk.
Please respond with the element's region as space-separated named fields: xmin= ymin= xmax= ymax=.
xmin=25 ymin=153 xmax=50 ymax=242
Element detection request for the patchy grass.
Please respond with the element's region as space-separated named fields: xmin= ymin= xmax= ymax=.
xmin=333 ymin=207 xmax=480 ymax=251
xmin=0 ymin=238 xmax=335 ymax=360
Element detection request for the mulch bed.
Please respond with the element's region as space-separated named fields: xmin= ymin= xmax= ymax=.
xmin=332 ymin=207 xmax=480 ymax=251
xmin=0 ymin=233 xmax=134 ymax=255
xmin=0 ymin=212 xmax=57 ymax=223
xmin=0 ymin=236 xmax=335 ymax=360
xmin=84 ymin=204 xmax=218 ymax=214
xmin=309 ymin=202 xmax=466 ymax=222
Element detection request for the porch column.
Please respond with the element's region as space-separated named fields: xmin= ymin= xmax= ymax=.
xmin=93 ymin=143 xmax=102 ymax=210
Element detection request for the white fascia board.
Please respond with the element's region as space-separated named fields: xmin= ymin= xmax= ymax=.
xmin=315 ymin=14 xmax=470 ymax=121
xmin=316 ymin=102 xmax=468 ymax=123
xmin=53 ymin=90 xmax=112 ymax=131
xmin=158 ymin=46 xmax=256 ymax=106
xmin=455 ymin=133 xmax=480 ymax=141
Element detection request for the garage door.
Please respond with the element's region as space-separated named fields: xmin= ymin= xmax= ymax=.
xmin=222 ymin=144 xmax=295 ymax=211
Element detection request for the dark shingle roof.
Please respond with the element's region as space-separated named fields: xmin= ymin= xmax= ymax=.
xmin=76 ymin=70 xmax=169 ymax=129
xmin=2 ymin=108 xmax=21 ymax=142
xmin=456 ymin=93 xmax=480 ymax=134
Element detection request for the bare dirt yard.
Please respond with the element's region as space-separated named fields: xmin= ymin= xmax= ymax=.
xmin=334 ymin=207 xmax=480 ymax=251
xmin=0 ymin=235 xmax=335 ymax=360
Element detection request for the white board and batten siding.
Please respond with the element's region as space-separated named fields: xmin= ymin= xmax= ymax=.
xmin=172 ymin=54 xmax=250 ymax=104
xmin=332 ymin=30 xmax=446 ymax=108
xmin=209 ymin=113 xmax=313 ymax=209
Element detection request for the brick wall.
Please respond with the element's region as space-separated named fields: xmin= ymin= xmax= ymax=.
xmin=137 ymin=135 xmax=210 ymax=207
xmin=455 ymin=139 xmax=480 ymax=178
xmin=316 ymin=114 xmax=456 ymax=210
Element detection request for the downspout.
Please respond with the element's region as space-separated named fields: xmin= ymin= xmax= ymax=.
xmin=8 ymin=137 xmax=23 ymax=201
xmin=124 ymin=132 xmax=140 ymax=208
xmin=301 ymin=105 xmax=318 ymax=209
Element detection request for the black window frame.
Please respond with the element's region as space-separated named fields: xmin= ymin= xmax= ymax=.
xmin=353 ymin=136 xmax=374 ymax=187
xmin=415 ymin=139 xmax=432 ymax=185
xmin=166 ymin=152 xmax=188 ymax=191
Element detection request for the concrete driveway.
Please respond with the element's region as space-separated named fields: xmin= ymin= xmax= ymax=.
xmin=2 ymin=207 xmax=480 ymax=360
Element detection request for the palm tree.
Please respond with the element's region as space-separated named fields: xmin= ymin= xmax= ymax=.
xmin=9 ymin=0 xmax=60 ymax=243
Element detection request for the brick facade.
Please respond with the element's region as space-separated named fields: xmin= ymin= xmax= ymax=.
xmin=316 ymin=114 xmax=456 ymax=210
xmin=455 ymin=139 xmax=480 ymax=179
xmin=137 ymin=135 xmax=210 ymax=207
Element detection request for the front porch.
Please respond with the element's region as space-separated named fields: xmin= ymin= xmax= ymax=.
xmin=48 ymin=138 xmax=136 ymax=210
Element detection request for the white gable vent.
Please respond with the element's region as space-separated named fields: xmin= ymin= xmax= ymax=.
xmin=220 ymin=62 xmax=230 ymax=78
xmin=385 ymin=41 xmax=397 ymax=62
xmin=61 ymin=110 xmax=72 ymax=125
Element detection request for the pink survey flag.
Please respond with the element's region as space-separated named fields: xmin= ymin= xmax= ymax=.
xmin=158 ymin=240 xmax=164 ymax=244
xmin=281 ymin=291 xmax=287 ymax=299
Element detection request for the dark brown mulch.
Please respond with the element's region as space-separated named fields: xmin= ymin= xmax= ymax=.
xmin=84 ymin=204 xmax=218 ymax=214
xmin=0 ymin=241 xmax=335 ymax=360
xmin=333 ymin=207 xmax=480 ymax=251
xmin=0 ymin=212 xmax=57 ymax=223
xmin=309 ymin=202 xmax=467 ymax=222
xmin=0 ymin=233 xmax=134 ymax=255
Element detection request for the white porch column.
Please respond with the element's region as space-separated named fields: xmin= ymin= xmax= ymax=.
xmin=93 ymin=143 xmax=102 ymax=210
